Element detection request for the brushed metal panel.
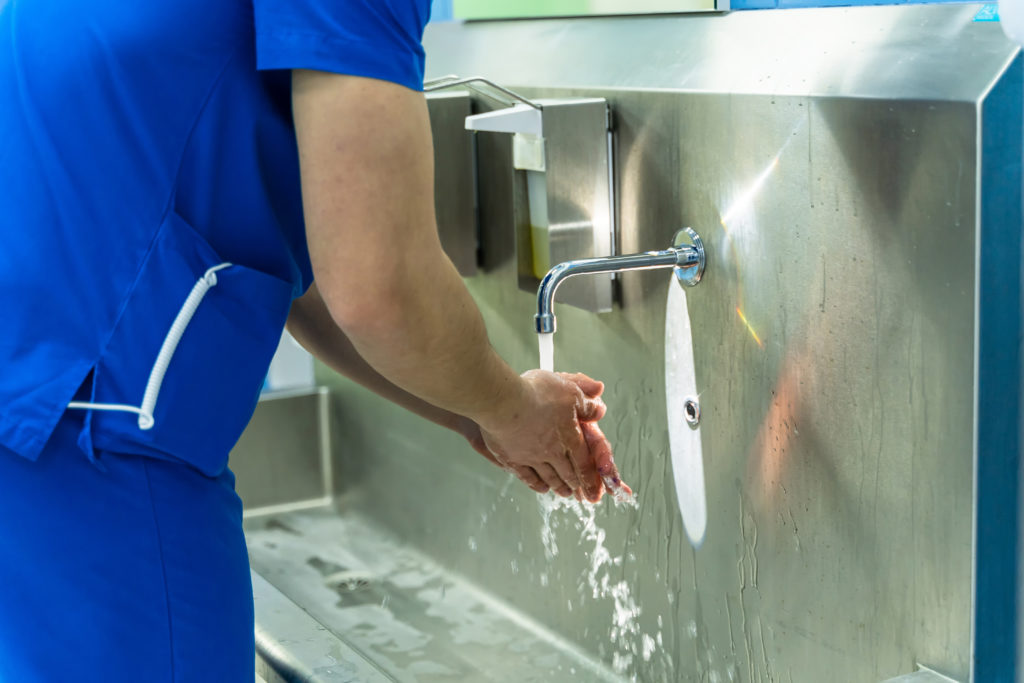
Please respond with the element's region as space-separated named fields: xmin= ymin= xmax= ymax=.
xmin=427 ymin=91 xmax=479 ymax=277
xmin=231 ymin=389 xmax=330 ymax=510
xmin=307 ymin=6 xmax=1018 ymax=681
xmin=540 ymin=98 xmax=615 ymax=313
xmin=424 ymin=5 xmax=1014 ymax=101
xmin=321 ymin=90 xmax=978 ymax=680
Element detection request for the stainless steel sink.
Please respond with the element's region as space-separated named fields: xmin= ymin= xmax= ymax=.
xmin=235 ymin=389 xmax=620 ymax=682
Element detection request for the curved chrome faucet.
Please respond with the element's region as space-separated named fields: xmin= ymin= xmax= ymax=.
xmin=535 ymin=228 xmax=705 ymax=334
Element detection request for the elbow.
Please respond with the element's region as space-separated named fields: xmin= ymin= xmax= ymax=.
xmin=317 ymin=273 xmax=411 ymax=342
xmin=310 ymin=238 xmax=445 ymax=342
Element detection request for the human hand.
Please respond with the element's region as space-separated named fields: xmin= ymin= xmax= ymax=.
xmin=581 ymin=420 xmax=633 ymax=502
xmin=542 ymin=374 xmax=632 ymax=501
xmin=452 ymin=415 xmax=501 ymax=465
xmin=477 ymin=370 xmax=611 ymax=502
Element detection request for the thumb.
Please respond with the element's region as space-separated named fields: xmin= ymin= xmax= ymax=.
xmin=560 ymin=372 xmax=605 ymax=398
xmin=577 ymin=394 xmax=606 ymax=422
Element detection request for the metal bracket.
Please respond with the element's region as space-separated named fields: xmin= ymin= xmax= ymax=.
xmin=424 ymin=75 xmax=542 ymax=111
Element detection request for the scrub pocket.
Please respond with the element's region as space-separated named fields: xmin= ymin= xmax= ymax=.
xmin=83 ymin=211 xmax=294 ymax=476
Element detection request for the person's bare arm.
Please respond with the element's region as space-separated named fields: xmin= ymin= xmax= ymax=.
xmin=291 ymin=71 xmax=612 ymax=501
xmin=287 ymin=283 xmax=496 ymax=463
xmin=287 ymin=283 xmax=612 ymax=476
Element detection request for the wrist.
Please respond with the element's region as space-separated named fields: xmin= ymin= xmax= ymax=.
xmin=472 ymin=370 xmax=530 ymax=435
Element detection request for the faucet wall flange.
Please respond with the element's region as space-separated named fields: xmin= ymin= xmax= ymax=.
xmin=673 ymin=227 xmax=705 ymax=288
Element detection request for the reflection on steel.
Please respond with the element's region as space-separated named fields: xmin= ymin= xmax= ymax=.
xmin=535 ymin=228 xmax=705 ymax=334
xmin=734 ymin=306 xmax=764 ymax=349
xmin=720 ymin=156 xmax=781 ymax=227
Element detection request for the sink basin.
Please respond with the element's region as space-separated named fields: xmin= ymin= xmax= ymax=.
xmin=235 ymin=389 xmax=622 ymax=683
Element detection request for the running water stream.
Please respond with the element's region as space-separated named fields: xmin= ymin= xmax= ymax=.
xmin=538 ymin=332 xmax=554 ymax=372
xmin=535 ymin=332 xmax=650 ymax=677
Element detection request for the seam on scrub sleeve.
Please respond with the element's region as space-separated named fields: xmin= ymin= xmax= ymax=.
xmin=141 ymin=457 xmax=177 ymax=682
xmin=255 ymin=29 xmax=425 ymax=92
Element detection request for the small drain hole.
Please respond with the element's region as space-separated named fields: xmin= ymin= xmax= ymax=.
xmin=324 ymin=570 xmax=375 ymax=592
xmin=684 ymin=399 xmax=700 ymax=428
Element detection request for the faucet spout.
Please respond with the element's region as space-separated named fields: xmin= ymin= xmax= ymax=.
xmin=535 ymin=228 xmax=705 ymax=334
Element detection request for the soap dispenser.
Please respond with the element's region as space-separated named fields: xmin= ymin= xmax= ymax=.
xmin=423 ymin=76 xmax=616 ymax=314
xmin=465 ymin=96 xmax=616 ymax=314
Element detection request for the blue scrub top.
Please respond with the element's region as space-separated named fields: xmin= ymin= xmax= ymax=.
xmin=0 ymin=0 xmax=431 ymax=474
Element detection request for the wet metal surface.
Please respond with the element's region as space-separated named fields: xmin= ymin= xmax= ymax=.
xmin=299 ymin=6 xmax=1023 ymax=680
xmin=246 ymin=509 xmax=622 ymax=683
xmin=253 ymin=570 xmax=390 ymax=683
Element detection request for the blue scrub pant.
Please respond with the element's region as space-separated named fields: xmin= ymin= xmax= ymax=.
xmin=0 ymin=412 xmax=254 ymax=681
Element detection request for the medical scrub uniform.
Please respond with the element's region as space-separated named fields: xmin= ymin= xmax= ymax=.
xmin=0 ymin=0 xmax=430 ymax=679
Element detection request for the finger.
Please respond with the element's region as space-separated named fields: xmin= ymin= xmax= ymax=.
xmin=512 ymin=465 xmax=550 ymax=494
xmin=535 ymin=462 xmax=574 ymax=497
xmin=581 ymin=420 xmax=615 ymax=474
xmin=552 ymin=434 xmax=588 ymax=498
xmin=577 ymin=395 xmax=607 ymax=422
xmin=572 ymin=426 xmax=603 ymax=503
xmin=559 ymin=372 xmax=604 ymax=398
xmin=582 ymin=421 xmax=633 ymax=496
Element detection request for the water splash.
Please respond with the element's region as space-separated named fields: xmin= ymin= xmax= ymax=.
xmin=537 ymin=493 xmax=651 ymax=677
xmin=603 ymin=474 xmax=639 ymax=507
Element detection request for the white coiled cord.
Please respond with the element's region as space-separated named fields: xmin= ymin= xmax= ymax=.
xmin=67 ymin=262 xmax=232 ymax=430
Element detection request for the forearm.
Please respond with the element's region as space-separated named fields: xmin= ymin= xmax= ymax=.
xmin=286 ymin=284 xmax=473 ymax=434
xmin=332 ymin=250 xmax=520 ymax=431
xmin=292 ymin=71 xmax=525 ymax=432
xmin=290 ymin=71 xmax=618 ymax=502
